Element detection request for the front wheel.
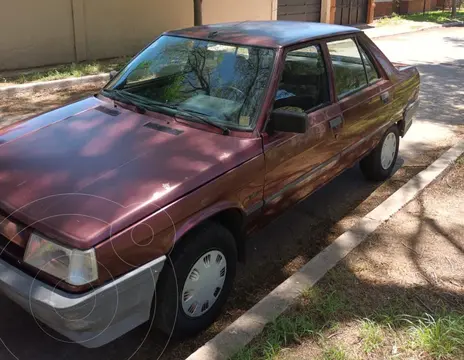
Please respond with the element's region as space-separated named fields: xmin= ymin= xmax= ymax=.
xmin=154 ymin=221 xmax=237 ymax=338
xmin=360 ymin=125 xmax=400 ymax=181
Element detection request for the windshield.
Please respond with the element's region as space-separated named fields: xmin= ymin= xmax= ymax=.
xmin=105 ymin=36 xmax=275 ymax=131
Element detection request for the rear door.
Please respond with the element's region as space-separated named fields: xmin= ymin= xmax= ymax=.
xmin=261 ymin=42 xmax=342 ymax=219
xmin=325 ymin=36 xmax=392 ymax=166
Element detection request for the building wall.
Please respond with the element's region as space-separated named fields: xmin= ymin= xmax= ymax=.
xmin=0 ymin=0 xmax=76 ymax=70
xmin=374 ymin=0 xmax=438 ymax=18
xmin=374 ymin=0 xmax=394 ymax=17
xmin=83 ymin=0 xmax=193 ymax=60
xmin=0 ymin=0 xmax=274 ymax=71
xmin=435 ymin=0 xmax=448 ymax=9
xmin=203 ymin=0 xmax=274 ymax=23
xmin=399 ymin=0 xmax=436 ymax=14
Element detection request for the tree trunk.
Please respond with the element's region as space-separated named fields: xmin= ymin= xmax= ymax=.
xmin=452 ymin=0 xmax=457 ymax=17
xmin=194 ymin=0 xmax=202 ymax=26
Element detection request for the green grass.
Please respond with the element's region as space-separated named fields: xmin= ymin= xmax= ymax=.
xmin=408 ymin=313 xmax=464 ymax=358
xmin=0 ymin=57 xmax=130 ymax=84
xmin=370 ymin=297 xmax=411 ymax=329
xmin=376 ymin=10 xmax=464 ymax=26
xmin=320 ymin=346 xmax=350 ymax=360
xmin=375 ymin=13 xmax=404 ymax=26
xmin=402 ymin=9 xmax=464 ymax=23
xmin=232 ymin=288 xmax=349 ymax=360
xmin=360 ymin=319 xmax=384 ymax=353
xmin=456 ymin=154 xmax=464 ymax=165
xmin=232 ymin=262 xmax=464 ymax=360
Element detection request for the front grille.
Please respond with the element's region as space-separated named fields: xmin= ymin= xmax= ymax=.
xmin=0 ymin=234 xmax=43 ymax=283
xmin=0 ymin=234 xmax=25 ymax=263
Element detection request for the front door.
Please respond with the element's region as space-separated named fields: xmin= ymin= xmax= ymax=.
xmin=261 ymin=43 xmax=342 ymax=219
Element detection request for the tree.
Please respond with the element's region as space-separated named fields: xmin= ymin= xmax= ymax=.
xmin=451 ymin=0 xmax=457 ymax=17
xmin=194 ymin=0 xmax=202 ymax=26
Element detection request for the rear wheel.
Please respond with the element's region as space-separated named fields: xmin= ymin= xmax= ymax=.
xmin=155 ymin=221 xmax=237 ymax=338
xmin=360 ymin=125 xmax=399 ymax=181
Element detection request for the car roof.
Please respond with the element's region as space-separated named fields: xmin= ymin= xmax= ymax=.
xmin=165 ymin=21 xmax=360 ymax=48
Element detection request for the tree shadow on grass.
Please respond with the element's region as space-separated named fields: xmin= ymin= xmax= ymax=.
xmin=233 ymin=269 xmax=464 ymax=360
xmin=232 ymin=160 xmax=464 ymax=359
xmin=400 ymin=10 xmax=464 ymax=24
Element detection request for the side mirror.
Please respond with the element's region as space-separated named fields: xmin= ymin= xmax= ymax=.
xmin=268 ymin=109 xmax=307 ymax=134
xmin=109 ymin=70 xmax=118 ymax=80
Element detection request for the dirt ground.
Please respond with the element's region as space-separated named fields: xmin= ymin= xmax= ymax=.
xmin=0 ymin=83 xmax=104 ymax=129
xmin=249 ymin=156 xmax=464 ymax=360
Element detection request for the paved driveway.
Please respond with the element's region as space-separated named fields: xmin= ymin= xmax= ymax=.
xmin=0 ymin=27 xmax=463 ymax=360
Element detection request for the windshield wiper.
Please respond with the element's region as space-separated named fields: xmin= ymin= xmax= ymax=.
xmin=102 ymin=89 xmax=230 ymax=135
xmin=101 ymin=89 xmax=144 ymax=112
xmin=136 ymin=98 xmax=230 ymax=135
xmin=101 ymin=89 xmax=174 ymax=116
xmin=175 ymin=107 xmax=230 ymax=135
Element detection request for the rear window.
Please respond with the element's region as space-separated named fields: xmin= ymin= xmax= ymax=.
xmin=274 ymin=44 xmax=330 ymax=113
xmin=327 ymin=38 xmax=368 ymax=99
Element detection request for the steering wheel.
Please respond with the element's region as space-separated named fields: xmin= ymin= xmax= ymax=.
xmin=213 ymin=85 xmax=246 ymax=100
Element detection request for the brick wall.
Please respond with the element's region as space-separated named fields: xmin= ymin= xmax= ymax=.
xmin=374 ymin=1 xmax=394 ymax=17
xmin=435 ymin=0 xmax=450 ymax=9
xmin=399 ymin=0 xmax=436 ymax=14
xmin=374 ymin=0 xmax=440 ymax=18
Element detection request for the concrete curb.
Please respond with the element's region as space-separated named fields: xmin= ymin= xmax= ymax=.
xmin=0 ymin=73 xmax=109 ymax=97
xmin=185 ymin=139 xmax=464 ymax=360
xmin=368 ymin=21 xmax=464 ymax=39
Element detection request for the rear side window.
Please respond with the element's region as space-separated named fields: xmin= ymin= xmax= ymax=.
xmin=274 ymin=44 xmax=330 ymax=113
xmin=327 ymin=38 xmax=367 ymax=98
xmin=358 ymin=45 xmax=380 ymax=84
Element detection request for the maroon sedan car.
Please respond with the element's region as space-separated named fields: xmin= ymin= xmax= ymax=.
xmin=0 ymin=21 xmax=419 ymax=347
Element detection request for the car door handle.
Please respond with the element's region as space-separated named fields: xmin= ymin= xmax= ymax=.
xmin=380 ymin=91 xmax=390 ymax=104
xmin=329 ymin=116 xmax=343 ymax=130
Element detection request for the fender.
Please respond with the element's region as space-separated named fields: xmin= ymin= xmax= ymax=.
xmin=173 ymin=200 xmax=246 ymax=243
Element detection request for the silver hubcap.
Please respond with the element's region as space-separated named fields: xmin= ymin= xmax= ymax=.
xmin=182 ymin=250 xmax=227 ymax=318
xmin=381 ymin=132 xmax=397 ymax=170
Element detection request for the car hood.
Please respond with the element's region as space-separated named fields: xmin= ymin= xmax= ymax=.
xmin=0 ymin=97 xmax=261 ymax=249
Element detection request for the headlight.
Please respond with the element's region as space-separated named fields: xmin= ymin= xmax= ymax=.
xmin=24 ymin=233 xmax=98 ymax=286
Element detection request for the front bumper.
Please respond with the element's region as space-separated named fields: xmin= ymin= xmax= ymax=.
xmin=0 ymin=256 xmax=166 ymax=348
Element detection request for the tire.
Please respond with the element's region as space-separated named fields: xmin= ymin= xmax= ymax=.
xmin=154 ymin=221 xmax=237 ymax=339
xmin=360 ymin=125 xmax=400 ymax=181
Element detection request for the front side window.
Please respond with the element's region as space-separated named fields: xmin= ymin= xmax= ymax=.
xmin=105 ymin=36 xmax=275 ymax=130
xmin=327 ymin=38 xmax=368 ymax=99
xmin=274 ymin=45 xmax=330 ymax=113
